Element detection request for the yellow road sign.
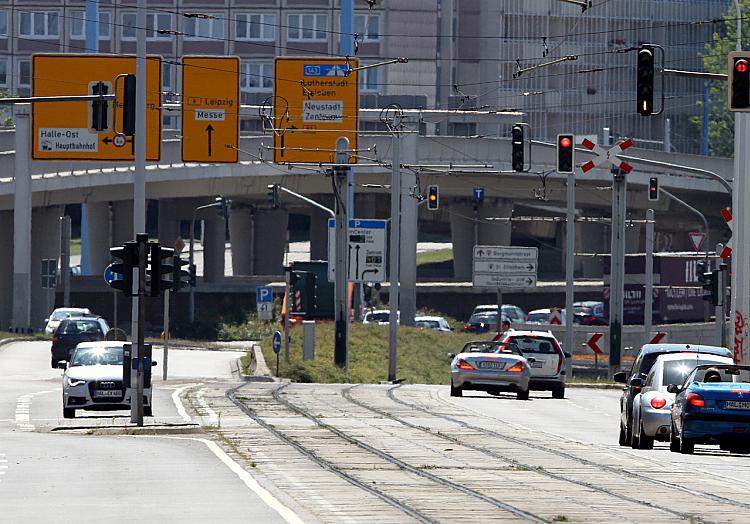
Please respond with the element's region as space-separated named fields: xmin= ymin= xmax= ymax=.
xmin=31 ymin=54 xmax=162 ymax=161
xmin=181 ymin=56 xmax=239 ymax=163
xmin=273 ymin=57 xmax=359 ymax=164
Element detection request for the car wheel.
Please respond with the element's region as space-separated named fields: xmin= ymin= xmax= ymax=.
xmin=637 ymin=421 xmax=654 ymax=450
xmin=625 ymin=419 xmax=633 ymax=446
xmin=669 ymin=422 xmax=680 ymax=452
xmin=552 ymin=385 xmax=565 ymax=399
xmin=450 ymin=381 xmax=463 ymax=397
xmin=63 ymin=407 xmax=75 ymax=419
xmin=619 ymin=423 xmax=628 ymax=446
xmin=679 ymin=424 xmax=694 ymax=454
xmin=51 ymin=359 xmax=58 ymax=369
xmin=630 ymin=422 xmax=641 ymax=449
xmin=517 ymin=389 xmax=530 ymax=401
xmin=144 ymin=406 xmax=153 ymax=417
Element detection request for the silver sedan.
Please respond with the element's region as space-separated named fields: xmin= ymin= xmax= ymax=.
xmin=449 ymin=341 xmax=532 ymax=400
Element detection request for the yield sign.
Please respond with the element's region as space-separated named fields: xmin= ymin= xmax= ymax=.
xmin=586 ymin=333 xmax=604 ymax=355
xmin=688 ymin=232 xmax=705 ymax=252
xmin=580 ymin=138 xmax=634 ymax=174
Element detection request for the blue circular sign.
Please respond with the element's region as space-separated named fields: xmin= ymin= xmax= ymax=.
xmin=272 ymin=331 xmax=282 ymax=354
xmin=104 ymin=264 xmax=123 ymax=285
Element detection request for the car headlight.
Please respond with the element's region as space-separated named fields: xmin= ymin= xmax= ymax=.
xmin=66 ymin=377 xmax=86 ymax=387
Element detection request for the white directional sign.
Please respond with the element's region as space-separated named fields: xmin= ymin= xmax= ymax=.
xmin=472 ymin=245 xmax=538 ymax=289
xmin=328 ymin=219 xmax=387 ymax=283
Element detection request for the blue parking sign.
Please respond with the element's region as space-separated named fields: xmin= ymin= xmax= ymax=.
xmin=257 ymin=286 xmax=273 ymax=303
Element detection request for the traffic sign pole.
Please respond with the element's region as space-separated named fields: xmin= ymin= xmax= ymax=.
xmin=565 ymin=169 xmax=575 ymax=378
xmin=11 ymin=104 xmax=31 ymax=333
xmin=388 ymin=132 xmax=401 ymax=383
xmin=644 ymin=209 xmax=654 ymax=347
xmin=609 ymin=167 xmax=627 ymax=378
xmin=334 ymin=138 xmax=350 ymax=372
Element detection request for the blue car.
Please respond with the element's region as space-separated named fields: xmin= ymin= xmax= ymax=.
xmin=669 ymin=364 xmax=750 ymax=454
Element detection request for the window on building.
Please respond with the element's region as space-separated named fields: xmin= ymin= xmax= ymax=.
xmin=287 ymin=14 xmax=327 ymax=41
xmin=18 ymin=60 xmax=31 ymax=87
xmin=354 ymin=14 xmax=379 ymax=41
xmin=19 ymin=11 xmax=59 ymax=37
xmin=236 ymin=14 xmax=276 ymax=41
xmin=70 ymin=10 xmax=111 ymax=39
xmin=122 ymin=13 xmax=171 ymax=40
xmin=0 ymin=60 xmax=7 ymax=87
xmin=163 ymin=62 xmax=172 ymax=91
xmin=0 ymin=11 xmax=8 ymax=37
xmin=184 ymin=13 xmax=224 ymax=40
xmin=360 ymin=66 xmax=379 ymax=92
xmin=240 ymin=62 xmax=273 ymax=92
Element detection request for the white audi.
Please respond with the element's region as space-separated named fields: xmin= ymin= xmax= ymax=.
xmin=59 ymin=341 xmax=155 ymax=419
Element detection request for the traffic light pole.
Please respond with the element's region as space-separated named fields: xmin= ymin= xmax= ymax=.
xmin=564 ymin=171 xmax=575 ymax=377
xmin=609 ymin=168 xmax=626 ymax=378
xmin=333 ymin=138 xmax=350 ymax=372
xmin=388 ymin=132 xmax=401 ymax=383
xmin=130 ymin=234 xmax=147 ymax=426
xmin=644 ymin=209 xmax=655 ymax=347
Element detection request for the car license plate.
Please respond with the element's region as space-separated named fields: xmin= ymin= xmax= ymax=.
xmin=479 ymin=361 xmax=505 ymax=370
xmin=94 ymin=389 xmax=120 ymax=398
xmin=531 ymin=361 xmax=545 ymax=368
xmin=724 ymin=401 xmax=750 ymax=410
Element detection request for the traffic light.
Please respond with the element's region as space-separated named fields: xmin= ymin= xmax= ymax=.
xmin=427 ymin=185 xmax=439 ymax=210
xmin=290 ymin=270 xmax=317 ymax=315
xmin=729 ymin=52 xmax=750 ymax=111
xmin=636 ymin=46 xmax=655 ymax=116
xmin=511 ymin=124 xmax=524 ymax=172
xmin=146 ymin=242 xmax=174 ymax=297
xmin=700 ymin=268 xmax=719 ymax=305
xmin=648 ymin=177 xmax=659 ymax=201
xmin=121 ymin=74 xmax=137 ymax=136
xmin=109 ymin=241 xmax=138 ymax=296
xmin=90 ymin=81 xmax=110 ymax=132
xmin=557 ymin=134 xmax=575 ymax=174
xmin=172 ymin=254 xmax=191 ymax=292
xmin=216 ymin=196 xmax=231 ymax=218
xmin=267 ymin=184 xmax=280 ymax=209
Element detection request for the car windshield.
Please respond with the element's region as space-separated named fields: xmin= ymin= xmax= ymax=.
xmin=70 ymin=346 xmax=124 ymax=367
xmin=574 ymin=306 xmax=593 ymax=315
xmin=58 ymin=319 xmax=102 ymax=335
xmin=469 ymin=313 xmax=497 ymax=324
xmin=416 ymin=320 xmax=440 ymax=329
xmin=694 ymin=366 xmax=750 ymax=383
xmin=365 ymin=312 xmax=389 ymax=322
xmin=506 ymin=335 xmax=558 ymax=354
xmin=51 ymin=310 xmax=75 ymax=321
xmin=462 ymin=342 xmax=518 ymax=354
xmin=526 ymin=312 xmax=549 ymax=322
xmin=662 ymin=359 xmax=701 ymax=386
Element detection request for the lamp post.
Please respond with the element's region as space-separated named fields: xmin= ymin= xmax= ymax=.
xmin=189 ymin=196 xmax=230 ymax=322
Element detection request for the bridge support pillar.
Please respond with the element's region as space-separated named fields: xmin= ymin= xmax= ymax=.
xmin=309 ymin=207 xmax=330 ymax=262
xmin=202 ymin=215 xmax=225 ymax=282
xmin=450 ymin=200 xmax=513 ymax=281
xmin=85 ymin=201 xmax=111 ymax=276
xmin=253 ymin=209 xmax=288 ymax=275
xmin=0 ymin=210 xmax=13 ymax=330
xmin=111 ymin=200 xmax=134 ymax=246
xmin=157 ymin=198 xmax=181 ymax=249
xmin=31 ymin=206 xmax=63 ymax=328
xmin=577 ymin=214 xmax=607 ymax=278
xmin=229 ymin=208 xmax=253 ymax=276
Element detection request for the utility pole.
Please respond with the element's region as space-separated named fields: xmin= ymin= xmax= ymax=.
xmin=609 ymin=167 xmax=627 ymax=377
xmin=130 ymin=234 xmax=147 ymax=426
xmin=339 ymin=0 xmax=355 ymax=215
xmin=388 ymin=131 xmax=401 ymax=382
xmin=12 ymin=104 xmax=31 ymax=333
xmin=564 ymin=169 xmax=575 ymax=376
xmin=715 ymin=243 xmax=727 ymax=348
xmin=60 ymin=215 xmax=71 ymax=308
xmin=644 ymin=209 xmax=654 ymax=347
xmin=333 ymin=137 xmax=350 ymax=372
xmin=399 ymin=133 xmax=418 ymax=326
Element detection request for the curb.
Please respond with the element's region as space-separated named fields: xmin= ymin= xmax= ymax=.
xmin=244 ymin=343 xmax=276 ymax=382
xmin=567 ymin=383 xmax=621 ymax=389
xmin=0 ymin=336 xmax=36 ymax=351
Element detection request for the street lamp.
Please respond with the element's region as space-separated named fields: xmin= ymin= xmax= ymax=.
xmin=189 ymin=196 xmax=231 ymax=322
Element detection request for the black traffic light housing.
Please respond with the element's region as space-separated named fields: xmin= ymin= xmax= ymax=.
xmin=109 ymin=241 xmax=138 ymax=296
xmin=648 ymin=177 xmax=659 ymax=201
xmin=290 ymin=270 xmax=317 ymax=315
xmin=172 ymin=254 xmax=191 ymax=292
xmin=557 ymin=134 xmax=575 ymax=174
xmin=90 ymin=81 xmax=110 ymax=132
xmin=511 ymin=124 xmax=525 ymax=172
xmin=636 ymin=46 xmax=655 ymax=116
xmin=146 ymin=242 xmax=174 ymax=297
xmin=700 ymin=267 xmax=719 ymax=306
xmin=267 ymin=184 xmax=280 ymax=209
xmin=729 ymin=51 xmax=750 ymax=111
xmin=427 ymin=185 xmax=439 ymax=210
xmin=122 ymin=74 xmax=137 ymax=137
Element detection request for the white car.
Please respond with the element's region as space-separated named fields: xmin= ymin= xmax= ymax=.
xmin=59 ymin=341 xmax=155 ymax=419
xmin=493 ymin=330 xmax=569 ymax=398
xmin=44 ymin=307 xmax=92 ymax=336
xmin=414 ymin=316 xmax=452 ymax=332
xmin=525 ymin=308 xmax=568 ymax=325
xmin=471 ymin=304 xmax=526 ymax=324
xmin=363 ymin=309 xmax=399 ymax=325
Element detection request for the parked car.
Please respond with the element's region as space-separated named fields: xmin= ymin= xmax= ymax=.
xmin=363 ymin=309 xmax=398 ymax=325
xmin=614 ymin=343 xmax=732 ymax=447
xmin=629 ymin=352 xmax=734 ymax=449
xmin=462 ymin=312 xmax=508 ymax=333
xmin=494 ymin=330 xmax=569 ymax=398
xmin=572 ymin=301 xmax=607 ymax=326
xmin=44 ymin=307 xmax=92 ymax=336
xmin=51 ymin=316 xmax=110 ymax=368
xmin=59 ymin=341 xmax=155 ymax=419
xmin=471 ymin=304 xmax=526 ymax=324
xmin=414 ymin=316 xmax=452 ymax=332
xmin=448 ymin=340 xmax=533 ymax=400
xmin=669 ymin=364 xmax=750 ymax=454
xmin=525 ymin=308 xmax=568 ymax=325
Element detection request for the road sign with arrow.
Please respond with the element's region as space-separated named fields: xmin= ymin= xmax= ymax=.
xmin=181 ymin=56 xmax=239 ymax=163
xmin=472 ymin=245 xmax=538 ymax=289
xmin=327 ymin=219 xmax=387 ymax=283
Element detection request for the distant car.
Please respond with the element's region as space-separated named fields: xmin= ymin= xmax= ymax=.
xmin=363 ymin=310 xmax=398 ymax=325
xmin=59 ymin=341 xmax=154 ymax=419
xmin=614 ymin=343 xmax=732 ymax=447
xmin=471 ymin=304 xmax=526 ymax=324
xmin=462 ymin=312 xmax=508 ymax=333
xmin=414 ymin=316 xmax=452 ymax=332
xmin=572 ymin=301 xmax=607 ymax=326
xmin=449 ymin=340 xmax=532 ymax=400
xmin=495 ymin=330 xmax=569 ymax=398
xmin=44 ymin=307 xmax=92 ymax=336
xmin=51 ymin=316 xmax=110 ymax=368
xmin=630 ymin=352 xmax=734 ymax=449
xmin=525 ymin=308 xmax=568 ymax=325
xmin=670 ymin=364 xmax=750 ymax=454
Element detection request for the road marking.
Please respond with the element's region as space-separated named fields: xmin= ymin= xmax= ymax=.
xmin=196 ymin=388 xmax=219 ymax=426
xmin=127 ymin=436 xmax=305 ymax=524
xmin=15 ymin=390 xmax=55 ymax=431
xmin=171 ymin=383 xmax=202 ymax=423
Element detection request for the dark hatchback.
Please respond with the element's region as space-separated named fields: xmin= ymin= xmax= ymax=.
xmin=51 ymin=317 xmax=110 ymax=368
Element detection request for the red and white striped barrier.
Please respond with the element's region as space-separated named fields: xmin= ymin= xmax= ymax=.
xmin=721 ymin=207 xmax=732 ymax=260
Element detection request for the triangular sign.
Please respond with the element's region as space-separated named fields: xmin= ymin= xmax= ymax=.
xmin=688 ymin=232 xmax=706 ymax=252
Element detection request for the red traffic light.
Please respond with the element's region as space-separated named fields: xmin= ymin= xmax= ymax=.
xmin=559 ymin=137 xmax=572 ymax=148
xmin=737 ymin=59 xmax=749 ymax=73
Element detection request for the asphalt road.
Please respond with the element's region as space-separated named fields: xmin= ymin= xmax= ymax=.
xmin=0 ymin=340 xmax=299 ymax=524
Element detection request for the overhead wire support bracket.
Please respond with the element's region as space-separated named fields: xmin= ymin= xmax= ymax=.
xmin=513 ymin=55 xmax=578 ymax=79
xmin=558 ymin=0 xmax=592 ymax=11
xmin=664 ymin=69 xmax=727 ymax=81
xmin=348 ymin=57 xmax=408 ymax=73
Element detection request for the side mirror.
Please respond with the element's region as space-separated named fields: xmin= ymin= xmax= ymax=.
xmin=563 ymin=352 xmax=572 ymax=359
xmin=526 ymin=357 xmax=536 ymax=364
xmin=151 ymin=361 xmax=158 ymax=367
xmin=667 ymin=384 xmax=682 ymax=394
xmin=44 ymin=318 xmax=49 ymax=324
xmin=447 ymin=353 xmax=456 ymax=360
xmin=56 ymin=360 xmax=67 ymax=369
xmin=613 ymin=371 xmax=627 ymax=383
xmin=629 ymin=377 xmax=643 ymax=388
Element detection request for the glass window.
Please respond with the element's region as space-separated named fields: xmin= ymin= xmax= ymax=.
xmin=184 ymin=14 xmax=224 ymax=40
xmin=0 ymin=11 xmax=8 ymax=36
xmin=354 ymin=14 xmax=379 ymax=41
xmin=288 ymin=13 xmax=327 ymax=41
xmin=70 ymin=346 xmax=124 ymax=367
xmin=163 ymin=62 xmax=172 ymax=90
xmin=70 ymin=10 xmax=111 ymax=39
xmin=0 ymin=60 xmax=6 ymax=87
xmin=506 ymin=335 xmax=560 ymax=355
xmin=361 ymin=66 xmax=379 ymax=92
xmin=122 ymin=13 xmax=171 ymax=40
xmin=19 ymin=11 xmax=59 ymax=37
xmin=18 ymin=60 xmax=30 ymax=86
xmin=662 ymin=359 xmax=700 ymax=387
xmin=236 ymin=14 xmax=275 ymax=41
xmin=240 ymin=62 xmax=272 ymax=91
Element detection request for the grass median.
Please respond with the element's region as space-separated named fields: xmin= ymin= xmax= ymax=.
xmin=256 ymin=322 xmax=479 ymax=384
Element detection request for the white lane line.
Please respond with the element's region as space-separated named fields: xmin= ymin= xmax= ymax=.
xmin=171 ymin=383 xmax=202 ymax=423
xmin=126 ymin=435 xmax=305 ymax=524
xmin=196 ymin=388 xmax=219 ymax=426
xmin=15 ymin=390 xmax=56 ymax=431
